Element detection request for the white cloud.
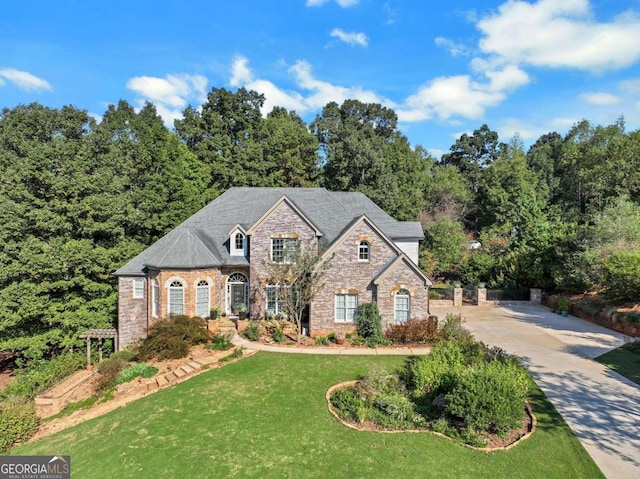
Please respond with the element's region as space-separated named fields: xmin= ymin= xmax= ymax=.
xmin=580 ymin=91 xmax=622 ymax=106
xmin=0 ymin=68 xmax=52 ymax=92
xmin=330 ymin=28 xmax=368 ymax=47
xmin=435 ymin=37 xmax=469 ymax=57
xmin=229 ymin=57 xmax=393 ymax=116
xmin=306 ymin=0 xmax=359 ymax=7
xmin=619 ymin=79 xmax=640 ymax=94
xmin=477 ymin=0 xmax=640 ymax=72
xmin=398 ymin=65 xmax=530 ymax=122
xmin=496 ymin=118 xmax=539 ymax=141
xmin=126 ymin=73 xmax=208 ymax=126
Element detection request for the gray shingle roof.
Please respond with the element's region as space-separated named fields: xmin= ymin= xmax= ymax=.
xmin=114 ymin=187 xmax=424 ymax=276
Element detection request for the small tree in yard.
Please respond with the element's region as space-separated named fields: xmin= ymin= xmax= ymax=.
xmin=264 ymin=240 xmax=331 ymax=342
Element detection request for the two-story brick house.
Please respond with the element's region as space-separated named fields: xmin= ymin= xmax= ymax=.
xmin=114 ymin=187 xmax=432 ymax=347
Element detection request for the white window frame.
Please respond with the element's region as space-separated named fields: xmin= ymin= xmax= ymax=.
xmin=271 ymin=238 xmax=299 ymax=264
xmin=266 ymin=284 xmax=288 ymax=316
xmin=394 ymin=289 xmax=411 ymax=324
xmin=358 ymin=241 xmax=370 ymax=262
xmin=133 ymin=279 xmax=144 ymax=299
xmin=226 ymin=272 xmax=249 ymax=314
xmin=335 ymin=294 xmax=358 ymax=323
xmin=231 ymin=230 xmax=246 ymax=256
xmin=151 ymin=280 xmax=159 ymax=317
xmin=196 ymin=280 xmax=210 ymax=318
xmin=168 ymin=280 xmax=185 ymax=316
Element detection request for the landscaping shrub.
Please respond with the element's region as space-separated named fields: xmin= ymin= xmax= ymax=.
xmin=626 ymin=312 xmax=640 ymax=324
xmin=385 ymin=317 xmax=438 ymax=344
xmin=115 ymin=363 xmax=158 ymax=385
xmin=602 ymin=251 xmax=640 ymax=301
xmin=356 ymin=302 xmax=383 ymax=341
xmin=111 ymin=350 xmax=137 ymax=362
xmin=2 ymin=352 xmax=85 ymax=400
xmin=95 ymin=356 xmax=127 ymax=396
xmin=446 ymin=360 xmax=530 ymax=434
xmin=220 ymin=348 xmax=243 ymax=362
xmin=623 ymin=340 xmax=640 ymax=354
xmin=439 ymin=313 xmax=470 ymax=341
xmin=0 ymin=398 xmax=39 ymax=451
xmin=373 ymin=392 xmax=425 ymax=428
xmin=137 ymin=316 xmax=210 ymax=361
xmin=330 ymin=386 xmax=365 ymax=423
xmin=272 ymin=328 xmax=285 ymax=343
xmin=243 ymin=322 xmax=260 ymax=341
xmin=315 ymin=336 xmax=328 ymax=345
xmin=208 ymin=333 xmax=234 ymax=351
xmin=404 ymin=342 xmax=465 ymax=399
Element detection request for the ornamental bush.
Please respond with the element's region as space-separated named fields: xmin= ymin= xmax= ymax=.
xmin=0 ymin=398 xmax=39 ymax=451
xmin=356 ymin=302 xmax=383 ymax=340
xmin=404 ymin=342 xmax=465 ymax=399
xmin=385 ymin=317 xmax=438 ymax=344
xmin=602 ymin=252 xmax=640 ymax=301
xmin=445 ymin=360 xmax=530 ymax=434
xmin=137 ymin=315 xmax=210 ymax=361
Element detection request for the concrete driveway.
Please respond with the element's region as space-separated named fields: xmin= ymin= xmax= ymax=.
xmin=431 ymin=302 xmax=640 ymax=479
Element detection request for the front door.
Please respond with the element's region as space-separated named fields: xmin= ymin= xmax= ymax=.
xmin=231 ymin=283 xmax=245 ymax=313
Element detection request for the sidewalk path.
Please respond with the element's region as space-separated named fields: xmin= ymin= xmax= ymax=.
xmin=432 ymin=302 xmax=640 ymax=479
xmin=232 ymin=334 xmax=430 ymax=355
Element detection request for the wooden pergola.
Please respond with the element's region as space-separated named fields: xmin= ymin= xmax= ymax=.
xmin=79 ymin=328 xmax=119 ymax=366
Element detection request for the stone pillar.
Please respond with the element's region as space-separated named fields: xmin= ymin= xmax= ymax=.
xmin=453 ymin=288 xmax=463 ymax=307
xmin=530 ymin=288 xmax=542 ymax=304
xmin=476 ymin=288 xmax=487 ymax=306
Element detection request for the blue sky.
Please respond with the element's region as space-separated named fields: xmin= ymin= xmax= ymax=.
xmin=2 ymin=0 xmax=640 ymax=157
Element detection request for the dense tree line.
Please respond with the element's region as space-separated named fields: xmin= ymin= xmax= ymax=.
xmin=1 ymin=87 xmax=639 ymax=361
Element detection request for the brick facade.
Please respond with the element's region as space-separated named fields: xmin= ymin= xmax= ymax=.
xmin=311 ymin=221 xmax=394 ymax=334
xmin=117 ymin=277 xmax=149 ymax=348
xmin=249 ymin=200 xmax=318 ymax=320
xmin=117 ymin=195 xmax=431 ymax=344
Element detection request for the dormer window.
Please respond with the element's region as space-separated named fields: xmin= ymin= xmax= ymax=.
xmin=230 ymin=228 xmax=246 ymax=256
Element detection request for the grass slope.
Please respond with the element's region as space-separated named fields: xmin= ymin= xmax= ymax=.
xmin=7 ymin=353 xmax=602 ymax=478
xmin=596 ymin=347 xmax=640 ymax=386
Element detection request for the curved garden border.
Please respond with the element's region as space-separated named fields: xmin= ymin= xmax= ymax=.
xmin=326 ymin=380 xmax=537 ymax=452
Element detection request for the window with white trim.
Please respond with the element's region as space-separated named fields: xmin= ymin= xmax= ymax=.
xmin=335 ymin=294 xmax=358 ymax=322
xmin=271 ymin=238 xmax=298 ymax=263
xmin=395 ymin=289 xmax=411 ymax=323
xmin=235 ymin=233 xmax=244 ymax=251
xmin=168 ymin=280 xmax=184 ymax=316
xmin=151 ymin=280 xmax=159 ymax=317
xmin=133 ymin=279 xmax=144 ymax=299
xmin=196 ymin=280 xmax=210 ymax=318
xmin=266 ymin=285 xmax=288 ymax=316
xmin=358 ymin=241 xmax=370 ymax=261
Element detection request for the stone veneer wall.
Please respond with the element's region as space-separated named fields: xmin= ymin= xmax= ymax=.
xmin=249 ymin=201 xmax=318 ymax=320
xmin=311 ymin=221 xmax=397 ymax=336
xmin=118 ymin=276 xmax=148 ymax=348
xmin=375 ymin=258 xmax=430 ymax=330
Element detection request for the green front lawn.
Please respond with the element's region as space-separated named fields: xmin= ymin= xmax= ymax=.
xmin=7 ymin=353 xmax=602 ymax=478
xmin=596 ymin=347 xmax=640 ymax=386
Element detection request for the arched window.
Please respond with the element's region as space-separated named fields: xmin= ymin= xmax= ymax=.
xmin=358 ymin=241 xmax=370 ymax=261
xmin=196 ymin=280 xmax=210 ymax=318
xmin=235 ymin=232 xmax=244 ymax=251
xmin=394 ymin=289 xmax=410 ymax=323
xmin=168 ymin=280 xmax=184 ymax=316
xmin=152 ymin=280 xmax=159 ymax=317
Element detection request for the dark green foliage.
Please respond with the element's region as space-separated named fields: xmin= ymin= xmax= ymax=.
xmin=272 ymin=328 xmax=285 ymax=343
xmin=208 ymin=333 xmax=234 ymax=351
xmin=330 ymin=386 xmax=366 ymax=423
xmin=2 ymin=352 xmax=85 ymax=400
xmin=626 ymin=313 xmax=640 ymax=324
xmin=356 ymin=302 xmax=383 ymax=340
xmin=110 ymin=350 xmax=137 ymax=362
xmin=623 ymin=340 xmax=640 ymax=353
xmin=115 ymin=363 xmax=158 ymax=385
xmin=602 ymin=252 xmax=640 ymax=301
xmin=243 ymin=322 xmax=260 ymax=341
xmin=315 ymin=336 xmax=328 ymax=345
xmin=384 ymin=317 xmax=438 ymax=344
xmin=0 ymin=398 xmax=40 ymax=451
xmin=136 ymin=316 xmax=210 ymax=361
xmin=446 ymin=360 xmax=530 ymax=434
xmin=95 ymin=356 xmax=127 ymax=396
xmin=404 ymin=342 xmax=465 ymax=399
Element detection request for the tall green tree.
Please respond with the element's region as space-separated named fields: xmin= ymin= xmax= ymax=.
xmin=312 ymin=100 xmax=429 ymax=220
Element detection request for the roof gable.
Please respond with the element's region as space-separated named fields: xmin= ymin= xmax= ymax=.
xmin=373 ymin=254 xmax=433 ymax=288
xmin=246 ymin=195 xmax=323 ymax=237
